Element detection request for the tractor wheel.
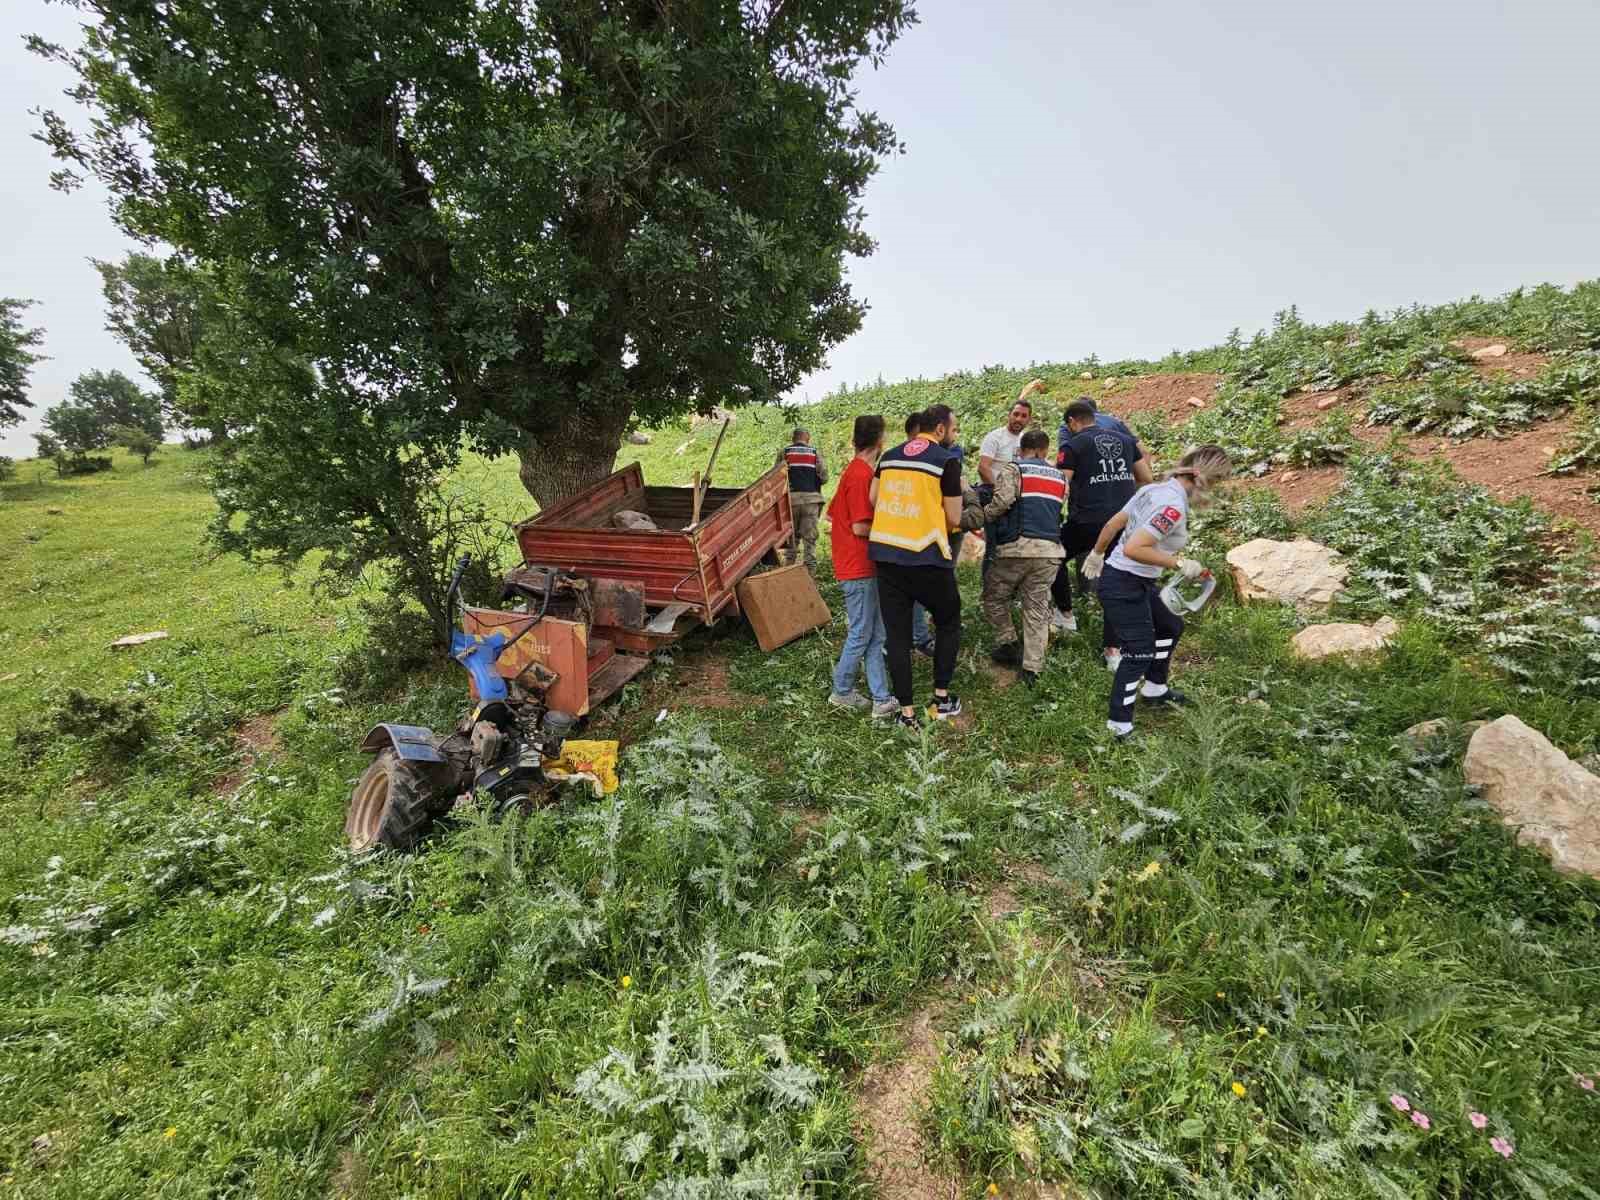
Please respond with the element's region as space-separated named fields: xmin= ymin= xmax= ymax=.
xmin=345 ymin=749 xmax=444 ymax=852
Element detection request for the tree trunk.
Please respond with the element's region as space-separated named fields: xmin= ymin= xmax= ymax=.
xmin=516 ymin=405 xmax=633 ymax=510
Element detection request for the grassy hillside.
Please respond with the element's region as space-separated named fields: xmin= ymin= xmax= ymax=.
xmin=3 ymin=285 xmax=1600 ymax=1199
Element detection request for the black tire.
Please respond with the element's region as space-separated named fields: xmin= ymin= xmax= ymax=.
xmin=345 ymin=748 xmax=445 ymax=852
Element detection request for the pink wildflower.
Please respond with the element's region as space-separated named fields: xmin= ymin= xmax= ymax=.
xmin=1489 ymin=1136 xmax=1515 ymax=1159
xmin=1388 ymin=1093 xmax=1410 ymax=1113
xmin=1411 ymin=1111 xmax=1431 ymax=1130
xmin=1576 ymin=1074 xmax=1596 ymax=1092
xmin=1468 ymin=1111 xmax=1488 ymax=1130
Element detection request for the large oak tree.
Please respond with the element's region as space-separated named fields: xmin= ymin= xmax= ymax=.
xmin=35 ymin=0 xmax=915 ymax=506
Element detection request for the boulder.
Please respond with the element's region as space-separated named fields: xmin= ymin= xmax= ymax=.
xmin=1079 ymin=370 xmax=1094 ymax=380
xmin=1470 ymin=343 xmax=1509 ymax=360
xmin=45 ymin=507 xmax=64 ymax=516
xmin=1290 ymin=616 xmax=1398 ymax=661
xmin=1463 ymin=715 xmax=1600 ymax=880
xmin=626 ymin=431 xmax=652 ymax=446
xmin=1226 ymin=538 xmax=1348 ymax=612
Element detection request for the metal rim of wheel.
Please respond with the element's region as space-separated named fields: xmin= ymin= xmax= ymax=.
xmin=345 ymin=762 xmax=391 ymax=852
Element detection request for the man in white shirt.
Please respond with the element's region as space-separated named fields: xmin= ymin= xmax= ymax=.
xmin=978 ymin=398 xmax=1032 ymax=485
xmin=976 ymin=396 xmax=1035 ymax=578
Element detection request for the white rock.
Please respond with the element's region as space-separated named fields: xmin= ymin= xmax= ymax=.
xmin=110 ymin=632 xmax=169 ymax=649
xmin=626 ymin=431 xmax=652 ymax=445
xmin=1226 ymin=538 xmax=1348 ymax=613
xmin=1464 ymin=715 xmax=1600 ymax=880
xmin=1290 ymin=616 xmax=1398 ymax=661
xmin=1080 ymin=370 xmax=1094 ymax=380
xmin=1471 ymin=343 xmax=1509 ymax=360
xmin=1402 ymin=717 xmax=1485 ymax=743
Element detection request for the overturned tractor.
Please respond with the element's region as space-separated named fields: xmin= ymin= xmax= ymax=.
xmin=345 ymin=460 xmax=815 ymax=851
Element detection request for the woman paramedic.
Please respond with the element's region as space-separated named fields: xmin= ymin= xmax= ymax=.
xmin=1082 ymin=445 xmax=1232 ymax=740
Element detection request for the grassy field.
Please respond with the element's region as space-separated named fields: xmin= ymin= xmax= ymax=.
xmin=4 ymin=288 xmax=1600 ymax=1199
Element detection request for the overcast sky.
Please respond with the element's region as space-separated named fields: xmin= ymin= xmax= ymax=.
xmin=6 ymin=0 xmax=1600 ymax=457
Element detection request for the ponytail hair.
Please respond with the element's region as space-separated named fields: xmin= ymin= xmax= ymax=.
xmin=1170 ymin=444 xmax=1232 ymax=487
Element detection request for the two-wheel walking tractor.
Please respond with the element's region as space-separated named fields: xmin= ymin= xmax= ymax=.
xmin=344 ymin=462 xmax=807 ymax=851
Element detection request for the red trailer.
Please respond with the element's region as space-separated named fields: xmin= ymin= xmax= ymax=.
xmin=456 ymin=462 xmax=798 ymax=717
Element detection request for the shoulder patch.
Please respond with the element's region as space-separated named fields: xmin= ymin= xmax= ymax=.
xmin=904 ymin=437 xmax=930 ymax=456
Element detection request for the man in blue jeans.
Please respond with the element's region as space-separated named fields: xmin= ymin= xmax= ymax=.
xmin=827 ymin=414 xmax=897 ymax=718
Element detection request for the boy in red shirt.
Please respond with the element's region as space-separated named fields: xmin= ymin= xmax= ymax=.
xmin=827 ymin=414 xmax=896 ymax=718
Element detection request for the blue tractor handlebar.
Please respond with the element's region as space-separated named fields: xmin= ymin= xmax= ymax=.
xmin=445 ymin=554 xmax=556 ymax=704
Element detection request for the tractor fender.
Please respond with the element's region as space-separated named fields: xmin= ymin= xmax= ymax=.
xmin=358 ymin=723 xmax=446 ymax=763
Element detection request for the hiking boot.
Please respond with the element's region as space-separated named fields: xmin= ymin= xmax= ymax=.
xmin=1051 ymin=610 xmax=1078 ymax=633
xmin=871 ymin=699 xmax=900 ymax=720
xmin=828 ymin=690 xmax=871 ymax=711
xmin=1020 ymin=669 xmax=1039 ymax=688
xmin=913 ymin=638 xmax=936 ymax=659
xmin=931 ymin=694 xmax=963 ymax=721
xmin=1143 ymin=688 xmax=1190 ymax=707
xmin=989 ymin=641 xmax=1022 ymax=668
xmin=893 ymin=710 xmax=922 ymax=732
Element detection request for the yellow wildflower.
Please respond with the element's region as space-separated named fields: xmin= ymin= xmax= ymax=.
xmin=621 ymin=975 xmax=632 ymax=989
xmin=1231 ymin=1082 xmax=1247 ymax=1098
xmin=1135 ymin=860 xmax=1162 ymax=882
xmin=163 ymin=1127 xmax=177 ymax=1139
xmin=1215 ymin=991 xmax=1226 ymax=999
xmin=1256 ymin=1026 xmax=1268 ymax=1038
xmin=987 ymin=1185 xmax=1000 ymax=1197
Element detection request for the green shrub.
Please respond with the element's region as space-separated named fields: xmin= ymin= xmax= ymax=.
xmin=14 ymin=688 xmax=155 ymax=766
xmin=1276 ymin=409 xmax=1357 ymax=467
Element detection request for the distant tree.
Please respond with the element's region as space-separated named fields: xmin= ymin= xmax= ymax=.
xmin=94 ymin=254 xmax=225 ymax=440
xmin=1 ymin=298 xmax=46 ymax=429
xmin=33 ymin=0 xmax=916 ymax=508
xmin=110 ymin=424 xmax=160 ymax=465
xmin=44 ymin=400 xmax=112 ymax=457
xmin=68 ymin=369 xmax=163 ymax=439
xmin=0 ymin=456 xmax=14 ymax=484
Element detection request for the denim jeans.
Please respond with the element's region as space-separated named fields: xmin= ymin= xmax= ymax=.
xmin=833 ymin=576 xmax=892 ymax=702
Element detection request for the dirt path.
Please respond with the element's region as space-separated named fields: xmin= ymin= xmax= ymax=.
xmin=854 ymin=1003 xmax=959 ymax=1200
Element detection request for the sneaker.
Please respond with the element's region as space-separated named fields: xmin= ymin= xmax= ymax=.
xmin=1107 ymin=720 xmax=1135 ymax=741
xmin=1051 ymin=610 xmax=1078 ymax=633
xmin=894 ymin=711 xmax=922 ymax=732
xmin=931 ymin=693 xmax=963 ymax=721
xmin=990 ymin=641 xmax=1022 ymax=667
xmin=1105 ymin=650 xmax=1122 ymax=673
xmin=1143 ymin=688 xmax=1189 ymax=707
xmin=828 ymin=690 xmax=871 ymax=710
xmin=913 ymin=639 xmax=936 ymax=659
xmin=871 ymin=699 xmax=900 ymax=720
xmin=1020 ymin=669 xmax=1039 ymax=688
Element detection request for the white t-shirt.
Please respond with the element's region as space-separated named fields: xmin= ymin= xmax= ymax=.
xmin=1106 ymin=479 xmax=1189 ymax=579
xmin=979 ymin=426 xmax=1022 ymax=471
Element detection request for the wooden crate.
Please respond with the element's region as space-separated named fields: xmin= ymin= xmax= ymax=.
xmin=736 ymin=564 xmax=831 ymax=652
